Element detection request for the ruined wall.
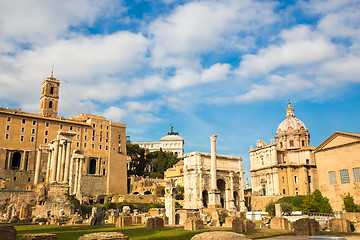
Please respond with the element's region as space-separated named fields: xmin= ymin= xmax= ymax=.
xmin=80 ymin=174 xmax=107 ymax=197
xmin=251 ymin=195 xmax=282 ymax=211
xmin=0 ymin=169 xmax=46 ymax=190
xmin=0 ymin=191 xmax=37 ymax=215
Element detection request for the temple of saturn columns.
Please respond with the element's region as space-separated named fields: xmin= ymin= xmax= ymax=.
xmin=183 ymin=135 xmax=247 ymax=213
xmin=33 ymin=131 xmax=84 ymax=197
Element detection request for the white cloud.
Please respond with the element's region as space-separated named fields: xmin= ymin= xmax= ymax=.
xmin=102 ymin=106 xmax=127 ymax=122
xmin=201 ymin=63 xmax=231 ymax=83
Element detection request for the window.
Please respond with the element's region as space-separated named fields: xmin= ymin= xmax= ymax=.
xmin=7 ymin=116 xmax=11 ymax=122
xmin=99 ymin=145 xmax=102 ymax=150
xmin=70 ymin=126 xmax=73 ymax=130
xmin=92 ymin=130 xmax=95 ymax=136
xmin=106 ymin=139 xmax=108 ymax=143
xmin=103 ymin=169 xmax=106 ymax=175
xmin=340 ymin=169 xmax=350 ymax=184
xmin=289 ymin=140 xmax=294 ymax=147
xmin=282 ymin=176 xmax=284 ymax=182
xmin=106 ymin=132 xmax=109 ymax=137
xmin=6 ymin=125 xmax=10 ymax=131
xmin=59 ymin=124 xmax=63 ymax=129
xmin=31 ymin=136 xmax=35 ymax=143
xmin=45 ymin=130 xmax=48 ymax=136
xmin=22 ymin=119 xmax=26 ymax=124
xmin=118 ymin=135 xmax=121 ymax=139
xmin=32 ymin=129 xmax=35 ymax=134
xmin=100 ymin=131 xmax=102 ymax=136
xmin=77 ymin=134 xmax=80 ymax=140
xmin=92 ymin=136 xmax=95 ymax=141
xmin=283 ymin=189 xmax=285 ymax=194
xmin=21 ymin=127 xmax=25 ymax=133
xmin=85 ymin=128 xmax=88 ymax=132
xmin=91 ymin=144 xmax=95 ymax=149
xmin=105 ymin=146 xmax=108 ymax=150
xmin=353 ymin=168 xmax=360 ymax=183
xmin=49 ymin=101 xmax=53 ymax=109
xmin=50 ymin=86 xmax=54 ymax=94
xmin=100 ymin=125 xmax=103 ymax=129
xmin=302 ymin=140 xmax=305 ymax=147
xmin=107 ymin=126 xmax=109 ymax=130
xmin=100 ymin=138 xmax=102 ymax=142
xmin=329 ymin=171 xmax=337 ymax=185
xmin=20 ymin=136 xmax=24 ymax=141
xmin=84 ymin=135 xmax=88 ymax=141
xmin=306 ymin=159 xmax=310 ymax=164
xmin=295 ymin=188 xmax=299 ymax=195
xmin=44 ymin=138 xmax=48 ymax=144
xmin=294 ymin=176 xmax=298 ymax=185
xmin=308 ymin=175 xmax=312 ymax=183
xmin=92 ymin=124 xmax=96 ymax=128
xmin=77 ymin=127 xmax=80 ymax=131
xmin=32 ymin=120 xmax=36 ymax=125
xmin=76 ymin=142 xmax=79 ymax=148
xmin=84 ymin=143 xmax=87 ymax=148
xmin=45 ymin=122 xmax=50 ymax=127
xmin=5 ymin=134 xmax=9 ymax=140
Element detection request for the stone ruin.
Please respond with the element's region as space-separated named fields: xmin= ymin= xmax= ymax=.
xmin=190 ymin=231 xmax=249 ymax=240
xmin=329 ymin=218 xmax=353 ymax=233
xmin=0 ymin=225 xmax=17 ymax=240
xmin=184 ymin=217 xmax=204 ymax=231
xmin=89 ymin=206 xmax=106 ymax=225
xmin=232 ymin=218 xmax=255 ymax=233
xmin=293 ymin=218 xmax=320 ymax=236
xmin=79 ymin=232 xmax=129 ymax=240
xmin=146 ymin=217 xmax=164 ymax=228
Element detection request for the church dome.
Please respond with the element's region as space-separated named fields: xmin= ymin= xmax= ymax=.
xmin=277 ymin=102 xmax=307 ymax=132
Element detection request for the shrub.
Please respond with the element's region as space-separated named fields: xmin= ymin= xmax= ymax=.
xmin=140 ymin=202 xmax=165 ymax=212
xmin=342 ymin=193 xmax=360 ymax=212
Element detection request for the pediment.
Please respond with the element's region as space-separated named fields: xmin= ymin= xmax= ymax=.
xmin=315 ymin=132 xmax=360 ymax=152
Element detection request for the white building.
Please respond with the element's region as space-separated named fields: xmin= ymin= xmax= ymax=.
xmin=132 ymin=126 xmax=184 ymax=157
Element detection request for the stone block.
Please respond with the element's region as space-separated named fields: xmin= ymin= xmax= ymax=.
xmin=132 ymin=216 xmax=142 ymax=224
xmin=21 ymin=234 xmax=58 ymax=240
xmin=146 ymin=217 xmax=164 ymax=228
xmin=68 ymin=214 xmax=83 ymax=225
xmin=116 ymin=216 xmax=132 ymax=227
xmin=19 ymin=204 xmax=32 ymax=219
xmin=184 ymin=218 xmax=204 ymax=231
xmin=270 ymin=217 xmax=292 ymax=230
xmin=224 ymin=216 xmax=236 ymax=228
xmin=78 ymin=232 xmax=129 ymax=240
xmin=108 ymin=215 xmax=118 ymax=224
xmin=148 ymin=208 xmax=161 ymax=217
xmin=190 ymin=231 xmax=249 ymax=240
xmin=0 ymin=225 xmax=17 ymax=240
xmin=293 ymin=218 xmax=320 ymax=236
xmin=232 ymin=218 xmax=255 ymax=233
xmin=329 ymin=219 xmax=352 ymax=233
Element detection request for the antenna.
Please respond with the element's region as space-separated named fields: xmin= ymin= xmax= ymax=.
xmin=51 ymin=61 xmax=54 ymax=77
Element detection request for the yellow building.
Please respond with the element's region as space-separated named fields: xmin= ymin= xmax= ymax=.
xmin=164 ymin=160 xmax=184 ymax=187
xmin=314 ymin=132 xmax=360 ymax=210
xmin=0 ymin=72 xmax=127 ymax=201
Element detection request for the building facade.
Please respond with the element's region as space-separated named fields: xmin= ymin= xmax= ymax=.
xmin=250 ymin=102 xmax=318 ymax=204
xmin=164 ymin=160 xmax=184 ymax=187
xmin=0 ymin=73 xmax=127 ymax=201
xmin=314 ymin=132 xmax=360 ymax=210
xmin=132 ymin=126 xmax=184 ymax=157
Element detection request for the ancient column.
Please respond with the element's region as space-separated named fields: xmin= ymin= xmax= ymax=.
xmin=198 ymin=168 xmax=203 ymax=210
xmin=228 ymin=171 xmax=236 ymax=214
xmin=165 ymin=179 xmax=175 ymax=225
xmin=208 ymin=135 xmax=221 ymax=208
xmin=63 ymin=141 xmax=72 ymax=184
xmin=59 ymin=141 xmax=66 ymax=182
xmin=73 ymin=158 xmax=79 ymax=194
xmin=50 ymin=140 xmax=59 ymax=183
xmin=69 ymin=155 xmax=74 ymax=192
xmin=56 ymin=143 xmax=63 ymax=182
xmin=274 ymin=172 xmax=280 ymax=195
xmin=76 ymin=158 xmax=83 ymax=197
xmin=34 ymin=149 xmax=42 ymax=185
xmin=239 ymin=159 xmax=247 ymax=212
xmin=46 ymin=150 xmax=51 ymax=182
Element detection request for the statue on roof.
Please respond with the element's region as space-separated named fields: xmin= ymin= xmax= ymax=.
xmin=167 ymin=125 xmax=179 ymax=135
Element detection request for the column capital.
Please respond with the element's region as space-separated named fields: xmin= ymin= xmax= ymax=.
xmin=210 ymin=135 xmax=218 ymax=142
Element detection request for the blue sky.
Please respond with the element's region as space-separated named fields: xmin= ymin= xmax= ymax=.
xmin=1 ymin=0 xmax=360 ymax=182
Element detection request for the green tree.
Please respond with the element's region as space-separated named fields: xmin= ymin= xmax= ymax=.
xmin=127 ymin=143 xmax=150 ymax=176
xmin=302 ymin=195 xmax=318 ymax=212
xmin=313 ymin=189 xmax=333 ymax=213
xmin=147 ymin=149 xmax=180 ymax=178
xmin=265 ymin=200 xmax=276 ymax=217
xmin=342 ymin=193 xmax=360 ymax=212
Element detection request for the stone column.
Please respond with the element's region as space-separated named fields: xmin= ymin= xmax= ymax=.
xmin=50 ymin=140 xmax=59 ymax=183
xmin=239 ymin=159 xmax=247 ymax=212
xmin=56 ymin=143 xmax=63 ymax=182
xmin=69 ymin=156 xmax=74 ymax=192
xmin=76 ymin=158 xmax=83 ymax=197
xmin=59 ymin=141 xmax=66 ymax=182
xmin=198 ymin=168 xmax=203 ymax=210
xmin=63 ymin=141 xmax=72 ymax=184
xmin=208 ymin=135 xmax=221 ymax=208
xmin=165 ymin=179 xmax=175 ymax=225
xmin=34 ymin=149 xmax=42 ymax=185
xmin=73 ymin=158 xmax=79 ymax=195
xmin=274 ymin=171 xmax=280 ymax=195
xmin=46 ymin=150 xmax=51 ymax=182
xmin=228 ymin=171 xmax=236 ymax=214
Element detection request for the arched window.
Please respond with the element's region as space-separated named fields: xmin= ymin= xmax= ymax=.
xmin=49 ymin=101 xmax=53 ymax=109
xmin=217 ymin=179 xmax=226 ymax=208
xmin=202 ymin=190 xmax=208 ymax=208
xmin=11 ymin=152 xmax=21 ymax=170
xmin=89 ymin=158 xmax=97 ymax=174
xmin=50 ymin=86 xmax=54 ymax=94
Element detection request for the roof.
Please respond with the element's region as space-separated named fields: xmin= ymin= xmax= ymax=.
xmin=315 ymin=131 xmax=360 ymax=152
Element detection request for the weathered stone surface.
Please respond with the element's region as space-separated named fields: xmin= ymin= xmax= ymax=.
xmin=293 ymin=218 xmax=320 ymax=236
xmin=33 ymin=217 xmax=48 ymax=224
xmin=116 ymin=216 xmax=132 ymax=227
xmin=122 ymin=206 xmax=131 ymax=216
xmin=50 ymin=216 xmax=65 ymax=225
xmin=19 ymin=203 xmax=32 ymax=219
xmin=146 ymin=217 xmax=164 ymax=228
xmin=21 ymin=233 xmax=57 ymax=240
xmin=190 ymin=231 xmax=249 ymax=240
xmin=78 ymin=232 xmax=128 ymax=240
xmin=0 ymin=225 xmax=17 ymax=240
xmin=232 ymin=218 xmax=255 ymax=233
xmin=89 ymin=206 xmax=106 ymax=225
xmin=132 ymin=216 xmax=141 ymax=224
xmin=9 ymin=216 xmax=20 ymax=223
xmin=148 ymin=208 xmax=162 ymax=217
xmin=329 ymin=218 xmax=352 ymax=233
xmin=270 ymin=217 xmax=292 ymax=230
xmin=224 ymin=216 xmax=237 ymax=228
xmin=184 ymin=217 xmax=204 ymax=231
xmin=68 ymin=214 xmax=83 ymax=225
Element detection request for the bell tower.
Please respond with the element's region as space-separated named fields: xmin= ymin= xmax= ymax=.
xmin=39 ymin=71 xmax=60 ymax=118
